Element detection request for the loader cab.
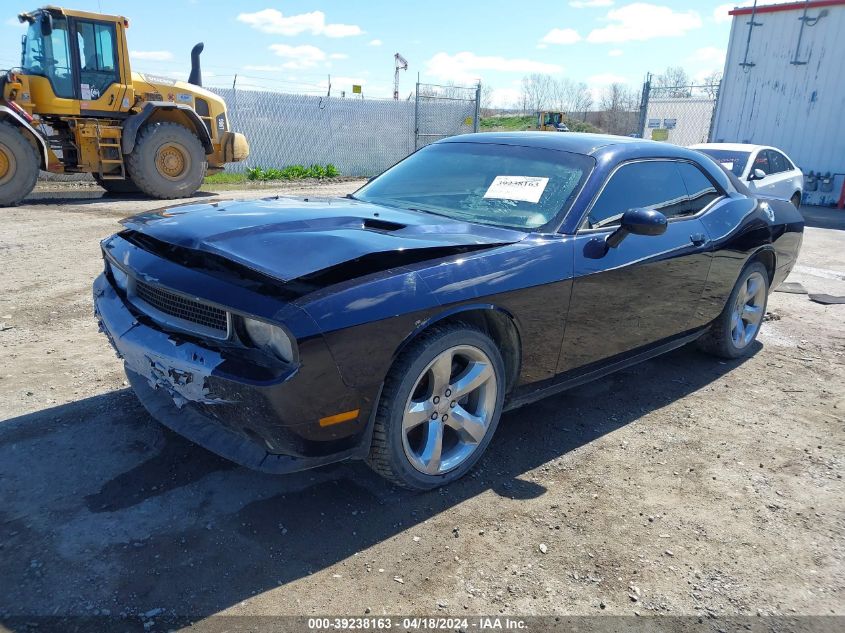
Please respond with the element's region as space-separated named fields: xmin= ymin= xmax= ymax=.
xmin=19 ymin=7 xmax=133 ymax=115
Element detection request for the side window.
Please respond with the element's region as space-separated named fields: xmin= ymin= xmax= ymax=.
xmin=676 ymin=162 xmax=721 ymax=215
xmin=769 ymin=151 xmax=790 ymax=173
xmin=76 ymin=21 xmax=118 ymax=99
xmin=586 ymin=161 xmax=688 ymax=228
xmin=752 ymin=151 xmax=771 ymax=175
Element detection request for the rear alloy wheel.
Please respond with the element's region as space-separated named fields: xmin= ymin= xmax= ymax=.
xmin=0 ymin=121 xmax=39 ymax=207
xmin=368 ymin=324 xmax=505 ymax=489
xmin=126 ymin=122 xmax=206 ymax=199
xmin=698 ymin=261 xmax=769 ymax=359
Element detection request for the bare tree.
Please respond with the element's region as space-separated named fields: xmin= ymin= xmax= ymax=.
xmin=520 ymin=74 xmax=552 ymax=114
xmin=599 ymin=83 xmax=639 ymax=135
xmin=572 ymin=82 xmax=593 ymax=115
xmin=479 ymin=83 xmax=495 ymax=115
xmin=548 ymin=77 xmax=586 ymax=114
xmin=700 ymin=70 xmax=723 ymax=99
xmin=654 ymin=66 xmax=691 ymax=97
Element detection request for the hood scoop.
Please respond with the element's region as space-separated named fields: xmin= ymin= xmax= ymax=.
xmin=362 ymin=217 xmax=406 ymax=232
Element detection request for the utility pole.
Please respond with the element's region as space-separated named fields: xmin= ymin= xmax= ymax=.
xmin=394 ymin=53 xmax=408 ymax=100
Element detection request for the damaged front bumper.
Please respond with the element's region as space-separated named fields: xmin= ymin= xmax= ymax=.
xmin=93 ymin=274 xmax=374 ymax=473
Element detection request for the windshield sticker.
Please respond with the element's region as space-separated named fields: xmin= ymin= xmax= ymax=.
xmin=80 ymin=83 xmax=92 ymax=100
xmin=483 ymin=176 xmax=549 ymax=203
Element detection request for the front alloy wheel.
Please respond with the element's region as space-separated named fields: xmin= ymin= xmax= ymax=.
xmin=402 ymin=345 xmax=497 ymax=475
xmin=368 ymin=324 xmax=506 ymax=489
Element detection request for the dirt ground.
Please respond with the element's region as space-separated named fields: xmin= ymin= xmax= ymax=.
xmin=0 ymin=183 xmax=842 ymax=626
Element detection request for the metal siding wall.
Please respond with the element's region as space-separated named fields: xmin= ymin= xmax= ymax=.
xmin=713 ymin=5 xmax=845 ymax=203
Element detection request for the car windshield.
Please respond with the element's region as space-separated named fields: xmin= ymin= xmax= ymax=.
xmin=696 ymin=149 xmax=751 ymax=177
xmin=354 ymin=142 xmax=594 ymax=230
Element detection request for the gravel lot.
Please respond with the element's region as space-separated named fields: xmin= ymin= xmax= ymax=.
xmin=0 ymin=184 xmax=842 ymax=625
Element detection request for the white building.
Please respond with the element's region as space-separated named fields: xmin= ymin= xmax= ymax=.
xmin=711 ymin=0 xmax=845 ymax=206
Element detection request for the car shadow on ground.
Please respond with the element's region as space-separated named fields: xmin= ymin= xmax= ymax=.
xmin=799 ymin=205 xmax=845 ymax=231
xmin=0 ymin=343 xmax=756 ymax=622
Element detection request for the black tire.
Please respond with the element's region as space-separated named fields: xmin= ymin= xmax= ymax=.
xmin=367 ymin=323 xmax=506 ymax=490
xmin=0 ymin=121 xmax=40 ymax=207
xmin=93 ymin=175 xmax=142 ymax=195
xmin=697 ymin=261 xmax=769 ymax=359
xmin=790 ymin=192 xmax=801 ymax=209
xmin=126 ymin=122 xmax=206 ymax=199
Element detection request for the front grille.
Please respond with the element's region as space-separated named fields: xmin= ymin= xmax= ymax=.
xmin=134 ymin=279 xmax=228 ymax=336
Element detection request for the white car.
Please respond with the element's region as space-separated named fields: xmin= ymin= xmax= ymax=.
xmin=690 ymin=143 xmax=803 ymax=208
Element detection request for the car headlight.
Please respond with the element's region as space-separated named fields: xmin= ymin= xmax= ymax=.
xmin=243 ymin=317 xmax=295 ymax=363
xmin=108 ymin=261 xmax=129 ymax=293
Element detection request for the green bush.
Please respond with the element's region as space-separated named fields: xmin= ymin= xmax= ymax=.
xmin=246 ymin=164 xmax=341 ymax=181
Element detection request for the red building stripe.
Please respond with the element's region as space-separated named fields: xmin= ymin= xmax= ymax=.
xmin=729 ymin=0 xmax=845 ymax=17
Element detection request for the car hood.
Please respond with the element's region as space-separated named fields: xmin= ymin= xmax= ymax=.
xmin=120 ymin=197 xmax=526 ymax=283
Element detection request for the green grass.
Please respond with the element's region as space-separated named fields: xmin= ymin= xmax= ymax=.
xmin=203 ymin=172 xmax=249 ymax=185
xmin=480 ymin=114 xmax=600 ymax=134
xmin=203 ymin=164 xmax=342 ymax=185
xmin=246 ymin=164 xmax=340 ymax=181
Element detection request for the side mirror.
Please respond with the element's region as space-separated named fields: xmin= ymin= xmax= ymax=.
xmin=40 ymin=12 xmax=53 ymax=37
xmin=606 ymin=207 xmax=667 ymax=248
xmin=586 ymin=208 xmax=668 ymax=258
xmin=748 ymin=168 xmax=766 ymax=181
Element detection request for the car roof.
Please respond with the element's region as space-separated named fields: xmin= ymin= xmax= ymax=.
xmin=437 ymin=131 xmax=709 ymax=161
xmin=438 ymin=132 xmax=643 ymax=156
xmin=690 ymin=142 xmax=766 ymax=152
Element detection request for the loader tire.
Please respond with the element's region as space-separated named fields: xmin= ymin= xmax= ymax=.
xmin=94 ymin=175 xmax=142 ymax=195
xmin=0 ymin=121 xmax=40 ymax=207
xmin=126 ymin=122 xmax=206 ymax=199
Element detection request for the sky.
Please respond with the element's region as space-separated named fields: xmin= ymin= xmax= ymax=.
xmin=1 ymin=0 xmax=768 ymax=106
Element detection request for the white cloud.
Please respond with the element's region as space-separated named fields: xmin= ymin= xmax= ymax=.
xmin=237 ymin=9 xmax=362 ymax=38
xmin=368 ymin=39 xmax=383 ymax=46
xmin=426 ymin=51 xmax=562 ymax=84
xmin=332 ymin=76 xmax=366 ymax=87
xmin=491 ymin=87 xmax=522 ymax=108
xmin=268 ymin=44 xmax=327 ymax=69
xmin=587 ymin=3 xmax=702 ymax=43
xmin=713 ymin=3 xmax=735 ymax=23
xmin=608 ymin=48 xmax=623 ymax=57
xmin=589 ymin=72 xmax=630 ymax=85
xmin=243 ymin=65 xmax=286 ymax=72
xmin=329 ymin=53 xmax=349 ymax=60
xmin=570 ymin=0 xmax=614 ymax=7
xmin=687 ymin=46 xmax=726 ymax=67
xmin=130 ymin=50 xmax=174 ymax=61
xmin=540 ymin=28 xmax=582 ymax=45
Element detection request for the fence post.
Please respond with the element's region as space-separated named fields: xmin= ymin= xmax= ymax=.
xmin=414 ymin=79 xmax=420 ymax=150
xmin=474 ymin=82 xmax=481 ymax=133
xmin=637 ymin=73 xmax=651 ymax=139
xmin=707 ymin=79 xmax=722 ymax=142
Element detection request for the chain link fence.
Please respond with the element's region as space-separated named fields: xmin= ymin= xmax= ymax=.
xmin=414 ymin=82 xmax=480 ymax=149
xmin=638 ymin=79 xmax=721 ymax=146
xmin=210 ymin=81 xmax=480 ymax=177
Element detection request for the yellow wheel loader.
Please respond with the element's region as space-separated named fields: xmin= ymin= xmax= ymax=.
xmin=0 ymin=6 xmax=249 ymax=206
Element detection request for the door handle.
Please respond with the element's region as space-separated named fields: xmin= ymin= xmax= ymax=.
xmin=108 ymin=94 xmax=115 ymax=106
xmin=690 ymin=233 xmax=707 ymax=246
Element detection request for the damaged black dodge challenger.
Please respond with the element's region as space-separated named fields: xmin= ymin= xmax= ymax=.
xmin=94 ymin=133 xmax=804 ymax=489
